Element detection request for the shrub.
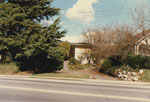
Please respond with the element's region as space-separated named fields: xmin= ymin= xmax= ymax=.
xmin=141 ymin=69 xmax=150 ymax=81
xmin=126 ymin=55 xmax=150 ymax=69
xmin=16 ymin=48 xmax=64 ymax=72
xmin=102 ymin=55 xmax=150 ymax=70
xmin=69 ymin=57 xmax=80 ymax=65
xmin=100 ymin=66 xmax=118 ymax=76
xmin=102 ymin=55 xmax=123 ymax=68
xmin=101 ymin=55 xmax=150 ymax=76
xmin=119 ymin=65 xmax=139 ymax=72
xmin=0 ymin=63 xmax=19 ymax=74
xmin=68 ymin=64 xmax=89 ymax=70
xmin=100 ymin=55 xmax=124 ymax=75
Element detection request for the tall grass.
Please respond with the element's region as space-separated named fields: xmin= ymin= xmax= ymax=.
xmin=141 ymin=69 xmax=150 ymax=81
xmin=0 ymin=63 xmax=19 ymax=74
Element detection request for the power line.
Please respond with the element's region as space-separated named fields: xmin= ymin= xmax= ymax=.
xmin=62 ymin=7 xmax=150 ymax=21
xmin=62 ymin=12 xmax=131 ymax=21
xmin=64 ymin=6 xmax=150 ymax=15
xmin=111 ymin=0 xmax=128 ymax=25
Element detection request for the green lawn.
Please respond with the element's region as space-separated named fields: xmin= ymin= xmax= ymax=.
xmin=33 ymin=72 xmax=90 ymax=79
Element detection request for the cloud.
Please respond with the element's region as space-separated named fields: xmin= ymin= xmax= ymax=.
xmin=66 ymin=0 xmax=99 ymax=23
xmin=60 ymin=35 xmax=82 ymax=43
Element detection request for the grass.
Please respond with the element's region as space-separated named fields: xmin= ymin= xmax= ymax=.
xmin=33 ymin=72 xmax=91 ymax=79
xmin=68 ymin=64 xmax=92 ymax=70
xmin=0 ymin=63 xmax=20 ymax=74
xmin=141 ymin=69 xmax=150 ymax=81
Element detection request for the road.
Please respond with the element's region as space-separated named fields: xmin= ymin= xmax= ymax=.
xmin=0 ymin=75 xmax=150 ymax=102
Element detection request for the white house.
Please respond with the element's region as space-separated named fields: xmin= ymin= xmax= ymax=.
xmin=135 ymin=31 xmax=150 ymax=55
xmin=69 ymin=42 xmax=92 ymax=64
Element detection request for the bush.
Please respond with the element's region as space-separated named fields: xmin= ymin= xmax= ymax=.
xmin=68 ymin=64 xmax=89 ymax=70
xmin=101 ymin=55 xmax=150 ymax=75
xmin=69 ymin=57 xmax=80 ymax=65
xmin=100 ymin=55 xmax=123 ymax=75
xmin=119 ymin=65 xmax=139 ymax=72
xmin=141 ymin=69 xmax=150 ymax=81
xmin=126 ymin=55 xmax=150 ymax=69
xmin=100 ymin=66 xmax=118 ymax=76
xmin=102 ymin=55 xmax=150 ymax=69
xmin=102 ymin=55 xmax=123 ymax=68
xmin=16 ymin=48 xmax=64 ymax=72
xmin=0 ymin=63 xmax=19 ymax=74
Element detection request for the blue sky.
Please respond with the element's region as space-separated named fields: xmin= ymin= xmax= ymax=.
xmin=51 ymin=0 xmax=150 ymax=42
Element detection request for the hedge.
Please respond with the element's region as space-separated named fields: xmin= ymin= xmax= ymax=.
xmin=103 ymin=55 xmax=150 ymax=69
xmin=101 ymin=55 xmax=150 ymax=74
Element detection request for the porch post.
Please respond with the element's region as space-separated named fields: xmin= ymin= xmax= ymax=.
xmin=135 ymin=45 xmax=139 ymax=55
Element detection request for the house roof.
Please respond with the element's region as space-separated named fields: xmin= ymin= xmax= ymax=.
xmin=134 ymin=30 xmax=150 ymax=44
xmin=135 ymin=30 xmax=150 ymax=39
xmin=70 ymin=42 xmax=89 ymax=45
xmin=70 ymin=42 xmax=92 ymax=48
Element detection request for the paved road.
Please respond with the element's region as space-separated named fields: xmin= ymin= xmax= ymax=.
xmin=0 ymin=75 xmax=150 ymax=102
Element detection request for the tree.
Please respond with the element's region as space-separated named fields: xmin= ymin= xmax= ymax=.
xmin=59 ymin=41 xmax=71 ymax=60
xmin=132 ymin=6 xmax=150 ymax=55
xmin=82 ymin=26 xmax=113 ymax=67
xmin=82 ymin=25 xmax=135 ymax=67
xmin=0 ymin=0 xmax=65 ymax=72
xmin=111 ymin=25 xmax=135 ymax=55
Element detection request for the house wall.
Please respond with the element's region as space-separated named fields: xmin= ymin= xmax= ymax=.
xmin=75 ymin=47 xmax=91 ymax=64
xmin=140 ymin=38 xmax=150 ymax=45
xmin=135 ymin=37 xmax=150 ymax=55
xmin=69 ymin=44 xmax=91 ymax=64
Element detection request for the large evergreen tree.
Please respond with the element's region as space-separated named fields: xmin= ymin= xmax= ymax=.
xmin=0 ymin=0 xmax=65 ymax=72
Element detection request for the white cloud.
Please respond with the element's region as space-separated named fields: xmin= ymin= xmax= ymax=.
xmin=61 ymin=35 xmax=82 ymax=43
xmin=66 ymin=0 xmax=99 ymax=23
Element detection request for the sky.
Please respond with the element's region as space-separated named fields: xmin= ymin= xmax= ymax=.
xmin=49 ymin=0 xmax=150 ymax=42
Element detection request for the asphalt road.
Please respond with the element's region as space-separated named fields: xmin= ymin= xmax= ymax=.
xmin=0 ymin=75 xmax=150 ymax=102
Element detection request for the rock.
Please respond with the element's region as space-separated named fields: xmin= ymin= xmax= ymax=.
xmin=121 ymin=75 xmax=128 ymax=80
xmin=139 ymin=70 xmax=144 ymax=74
xmin=118 ymin=71 xmax=122 ymax=75
xmin=116 ymin=70 xmax=141 ymax=81
xmin=123 ymin=71 xmax=126 ymax=74
xmin=124 ymin=75 xmax=128 ymax=78
xmin=127 ymin=72 xmax=131 ymax=75
xmin=132 ymin=77 xmax=138 ymax=81
xmin=127 ymin=77 xmax=132 ymax=81
xmin=131 ymin=72 xmax=137 ymax=76
xmin=118 ymin=74 xmax=122 ymax=78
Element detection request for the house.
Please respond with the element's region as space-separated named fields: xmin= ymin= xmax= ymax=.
xmin=69 ymin=42 xmax=92 ymax=64
xmin=135 ymin=30 xmax=150 ymax=55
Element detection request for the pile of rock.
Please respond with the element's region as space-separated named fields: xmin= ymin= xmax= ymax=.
xmin=116 ymin=70 xmax=143 ymax=81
